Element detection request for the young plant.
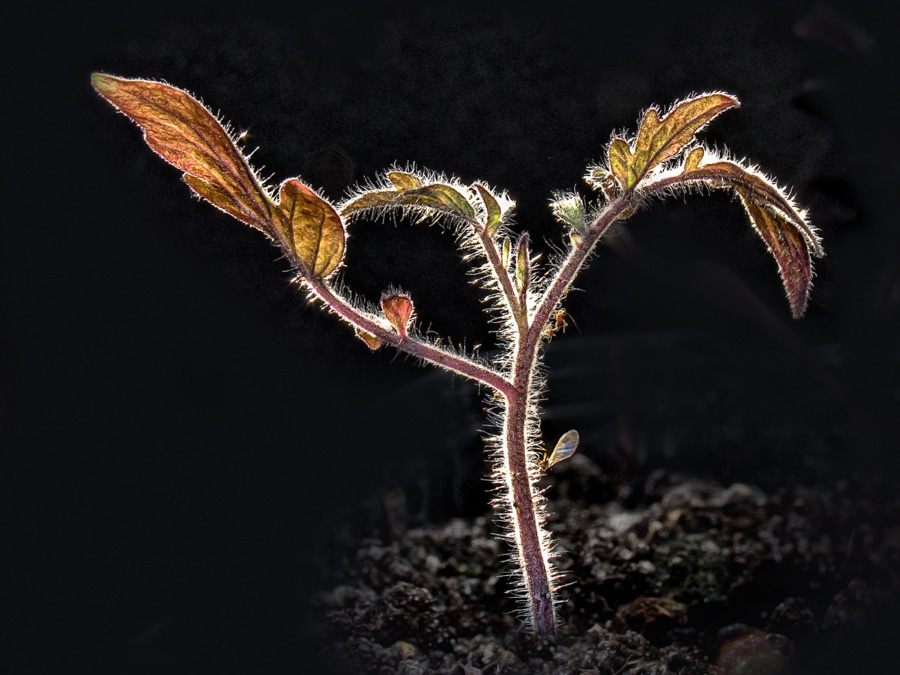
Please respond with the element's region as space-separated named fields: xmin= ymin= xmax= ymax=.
xmin=92 ymin=74 xmax=824 ymax=636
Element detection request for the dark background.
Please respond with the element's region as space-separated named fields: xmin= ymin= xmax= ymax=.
xmin=2 ymin=1 xmax=897 ymax=673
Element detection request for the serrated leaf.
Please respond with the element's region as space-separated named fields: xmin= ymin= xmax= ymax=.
xmin=92 ymin=74 xmax=275 ymax=238
xmin=735 ymin=187 xmax=815 ymax=318
xmin=612 ymin=93 xmax=739 ymax=191
xmin=276 ymin=179 xmax=345 ymax=278
xmin=474 ymin=183 xmax=503 ymax=236
xmin=381 ymin=293 xmax=414 ymax=338
xmin=635 ymin=93 xmax=738 ymax=180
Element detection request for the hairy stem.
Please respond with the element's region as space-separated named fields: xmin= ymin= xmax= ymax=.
xmin=506 ymin=194 xmax=634 ymax=635
xmin=532 ymin=196 xmax=633 ymax=337
xmin=505 ymin=352 xmax=554 ymax=634
xmin=303 ymin=273 xmax=515 ymax=397
xmin=466 ymin=216 xmax=523 ymax=324
xmin=314 ymin=192 xmax=650 ymax=637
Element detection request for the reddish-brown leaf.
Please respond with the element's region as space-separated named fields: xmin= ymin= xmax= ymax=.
xmin=679 ymin=158 xmax=823 ymax=316
xmin=276 ymin=179 xmax=345 ymax=278
xmin=735 ymin=187 xmax=815 ymax=317
xmin=92 ymin=74 xmax=275 ymax=238
xmin=380 ymin=293 xmax=414 ymax=338
xmin=685 ymin=161 xmax=823 ymax=257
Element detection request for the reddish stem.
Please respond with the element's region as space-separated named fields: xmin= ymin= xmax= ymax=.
xmin=502 ymin=194 xmax=635 ymax=635
xmin=303 ymin=273 xmax=515 ymax=398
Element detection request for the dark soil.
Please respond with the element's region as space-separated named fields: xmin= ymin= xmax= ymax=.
xmin=311 ymin=461 xmax=899 ymax=674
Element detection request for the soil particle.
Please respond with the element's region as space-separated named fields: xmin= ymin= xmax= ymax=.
xmin=311 ymin=459 xmax=899 ymax=673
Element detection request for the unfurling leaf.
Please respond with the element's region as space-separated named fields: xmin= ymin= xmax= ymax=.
xmin=342 ymin=178 xmax=476 ymax=221
xmin=381 ymin=293 xmax=414 ymax=338
xmin=515 ymin=232 xmax=531 ymax=297
xmin=474 ymin=183 xmax=503 ymax=237
xmin=610 ymin=93 xmax=739 ymax=191
xmin=275 ymin=179 xmax=345 ymax=278
xmin=682 ymin=159 xmax=823 ymax=317
xmin=584 ymin=168 xmax=623 ymax=203
xmin=550 ymin=192 xmax=587 ymax=241
xmin=92 ymin=74 xmax=275 ymax=239
xmin=355 ymin=328 xmax=383 ymax=351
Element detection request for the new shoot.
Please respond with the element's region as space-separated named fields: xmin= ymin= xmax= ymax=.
xmin=93 ymin=74 xmax=823 ymax=636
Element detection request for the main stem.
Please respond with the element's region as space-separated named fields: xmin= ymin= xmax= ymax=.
xmin=505 ymin=347 xmax=555 ymax=635
xmin=504 ymin=195 xmax=633 ymax=636
xmin=306 ymin=194 xmax=635 ymax=638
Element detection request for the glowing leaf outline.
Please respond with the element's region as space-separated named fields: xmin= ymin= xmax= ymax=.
xmin=276 ymin=179 xmax=346 ymax=278
xmin=92 ymin=74 xmax=276 ymax=240
xmin=609 ymin=92 xmax=739 ymax=191
xmin=341 ymin=177 xmax=476 ymax=222
xmin=676 ymin=157 xmax=824 ymax=317
xmin=93 ymin=73 xmax=348 ymax=280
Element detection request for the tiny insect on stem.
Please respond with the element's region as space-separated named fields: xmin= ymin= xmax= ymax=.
xmin=540 ymin=429 xmax=580 ymax=471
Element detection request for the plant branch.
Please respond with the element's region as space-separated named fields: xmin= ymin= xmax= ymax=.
xmin=530 ymin=196 xmax=634 ymax=346
xmin=466 ymin=216 xmax=523 ymax=327
xmin=302 ymin=272 xmax=516 ymax=398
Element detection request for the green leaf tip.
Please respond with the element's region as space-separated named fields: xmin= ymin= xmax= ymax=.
xmin=91 ymin=73 xmax=116 ymax=93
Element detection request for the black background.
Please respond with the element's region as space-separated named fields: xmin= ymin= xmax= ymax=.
xmin=2 ymin=1 xmax=897 ymax=673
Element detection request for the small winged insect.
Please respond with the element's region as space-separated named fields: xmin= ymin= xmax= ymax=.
xmin=540 ymin=429 xmax=580 ymax=471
